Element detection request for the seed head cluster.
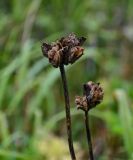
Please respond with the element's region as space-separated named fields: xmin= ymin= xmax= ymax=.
xmin=41 ymin=33 xmax=86 ymax=67
xmin=75 ymin=81 xmax=104 ymax=111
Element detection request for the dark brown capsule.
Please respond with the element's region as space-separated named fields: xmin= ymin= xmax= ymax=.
xmin=75 ymin=81 xmax=104 ymax=111
xmin=60 ymin=33 xmax=86 ymax=48
xmin=69 ymin=46 xmax=84 ymax=64
xmin=75 ymin=96 xmax=88 ymax=111
xmin=41 ymin=33 xmax=86 ymax=67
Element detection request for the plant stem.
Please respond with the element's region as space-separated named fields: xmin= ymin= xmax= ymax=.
xmin=85 ymin=111 xmax=94 ymax=160
xmin=59 ymin=64 xmax=76 ymax=160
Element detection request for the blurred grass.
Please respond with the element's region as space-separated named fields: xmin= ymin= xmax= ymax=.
xmin=115 ymin=90 xmax=133 ymax=158
xmin=0 ymin=0 xmax=133 ymax=159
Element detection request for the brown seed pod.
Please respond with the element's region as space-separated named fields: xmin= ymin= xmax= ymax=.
xmin=47 ymin=49 xmax=61 ymax=68
xmin=41 ymin=33 xmax=86 ymax=67
xmin=75 ymin=81 xmax=104 ymax=111
xmin=75 ymin=96 xmax=88 ymax=111
xmin=83 ymin=81 xmax=104 ymax=109
xmin=60 ymin=33 xmax=86 ymax=48
xmin=69 ymin=46 xmax=84 ymax=64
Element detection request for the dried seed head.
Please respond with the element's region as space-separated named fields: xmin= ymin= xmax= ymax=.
xmin=69 ymin=46 xmax=84 ymax=64
xmin=41 ymin=33 xmax=86 ymax=67
xmin=48 ymin=49 xmax=61 ymax=68
xmin=84 ymin=81 xmax=104 ymax=110
xmin=75 ymin=96 xmax=88 ymax=111
xmin=60 ymin=33 xmax=86 ymax=47
xmin=75 ymin=81 xmax=104 ymax=111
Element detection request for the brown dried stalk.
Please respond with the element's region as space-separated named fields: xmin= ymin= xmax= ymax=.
xmin=42 ymin=33 xmax=86 ymax=160
xmin=60 ymin=64 xmax=76 ymax=160
xmin=75 ymin=81 xmax=104 ymax=160
xmin=85 ymin=111 xmax=94 ymax=160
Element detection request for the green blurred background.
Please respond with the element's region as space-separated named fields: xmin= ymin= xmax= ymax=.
xmin=0 ymin=0 xmax=133 ymax=159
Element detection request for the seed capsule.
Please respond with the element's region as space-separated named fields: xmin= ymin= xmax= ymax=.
xmin=41 ymin=33 xmax=86 ymax=67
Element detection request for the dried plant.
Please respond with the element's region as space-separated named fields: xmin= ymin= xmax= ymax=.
xmin=42 ymin=33 xmax=86 ymax=68
xmin=75 ymin=81 xmax=104 ymax=160
xmin=42 ymin=33 xmax=86 ymax=160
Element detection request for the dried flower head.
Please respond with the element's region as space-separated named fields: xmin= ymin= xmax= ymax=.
xmin=60 ymin=33 xmax=86 ymax=47
xmin=41 ymin=33 xmax=86 ymax=68
xmin=75 ymin=96 xmax=88 ymax=111
xmin=75 ymin=81 xmax=104 ymax=111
